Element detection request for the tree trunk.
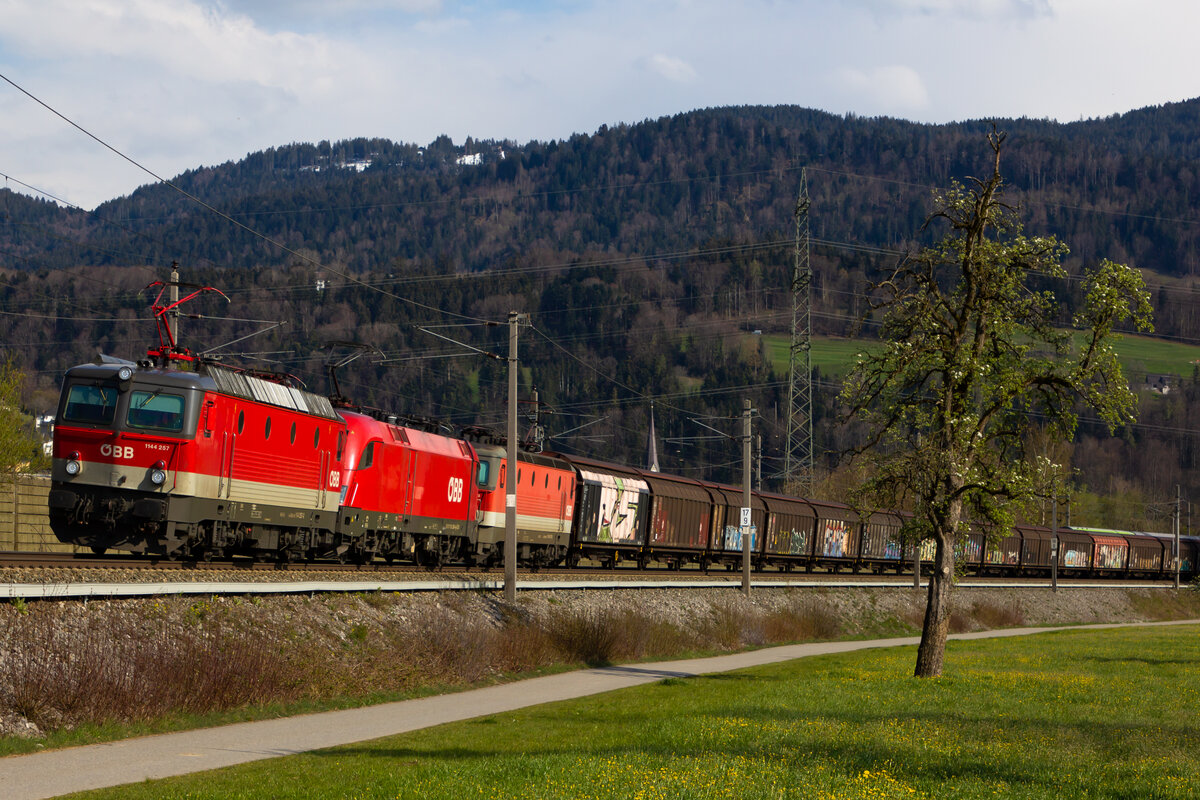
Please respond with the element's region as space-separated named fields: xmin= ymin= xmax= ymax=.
xmin=914 ymin=536 xmax=955 ymax=677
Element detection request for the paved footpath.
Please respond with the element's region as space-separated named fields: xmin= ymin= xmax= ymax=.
xmin=3 ymin=620 xmax=1197 ymax=800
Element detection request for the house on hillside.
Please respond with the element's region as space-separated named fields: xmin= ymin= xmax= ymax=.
xmin=1144 ymin=374 xmax=1174 ymax=395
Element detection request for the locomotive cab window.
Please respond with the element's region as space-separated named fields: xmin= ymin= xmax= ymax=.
xmin=126 ymin=390 xmax=186 ymax=433
xmin=62 ymin=384 xmax=118 ymax=425
xmin=476 ymin=456 xmax=501 ymax=491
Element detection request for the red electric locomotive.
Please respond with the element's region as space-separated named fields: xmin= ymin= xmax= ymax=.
xmin=48 ymin=357 xmax=345 ymax=559
xmin=49 ymin=282 xmax=346 ymax=559
xmin=470 ymin=435 xmax=576 ymax=566
xmin=335 ymin=410 xmax=480 ymax=565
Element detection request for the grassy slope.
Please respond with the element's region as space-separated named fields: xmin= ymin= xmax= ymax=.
xmin=73 ymin=624 xmax=1200 ymax=800
xmin=762 ymin=332 xmax=1200 ymax=379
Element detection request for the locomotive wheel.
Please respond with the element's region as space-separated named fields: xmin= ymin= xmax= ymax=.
xmin=90 ymin=546 xmax=107 ymax=556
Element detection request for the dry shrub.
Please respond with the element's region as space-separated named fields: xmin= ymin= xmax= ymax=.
xmin=948 ymin=607 xmax=975 ymax=633
xmin=970 ymin=600 xmax=1025 ymax=629
xmin=540 ymin=607 xmax=625 ymax=666
xmin=490 ymin=622 xmax=557 ymax=674
xmin=0 ymin=602 xmax=298 ymax=730
xmin=899 ymin=608 xmax=926 ymax=632
xmin=762 ymin=598 xmax=843 ymax=643
xmin=612 ymin=613 xmax=691 ymax=660
xmin=698 ymin=603 xmax=765 ymax=649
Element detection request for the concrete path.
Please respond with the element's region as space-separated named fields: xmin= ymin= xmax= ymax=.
xmin=3 ymin=619 xmax=1197 ymax=800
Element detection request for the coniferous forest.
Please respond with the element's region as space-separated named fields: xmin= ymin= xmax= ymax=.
xmin=4 ymin=101 xmax=1200 ymax=529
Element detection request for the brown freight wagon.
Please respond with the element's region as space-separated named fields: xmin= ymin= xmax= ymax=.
xmin=1018 ymin=525 xmax=1054 ymax=575
xmin=1057 ymin=529 xmax=1095 ymax=573
xmin=858 ymin=510 xmax=904 ymax=573
xmin=982 ymin=527 xmax=1022 ymax=574
xmin=809 ymin=499 xmax=861 ymax=573
xmin=635 ymin=468 xmax=712 ymax=569
xmin=1127 ymin=534 xmax=1165 ymax=576
xmin=958 ymin=527 xmax=986 ymax=575
xmin=760 ymin=491 xmax=816 ymax=571
xmin=702 ymin=482 xmax=766 ymax=570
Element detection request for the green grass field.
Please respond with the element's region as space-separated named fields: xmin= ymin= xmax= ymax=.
xmin=762 ymin=332 xmax=1200 ymax=380
xmin=73 ymin=624 xmax=1200 ymax=800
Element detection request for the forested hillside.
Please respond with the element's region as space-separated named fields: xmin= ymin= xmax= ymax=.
xmin=3 ymin=102 xmax=1200 ymax=529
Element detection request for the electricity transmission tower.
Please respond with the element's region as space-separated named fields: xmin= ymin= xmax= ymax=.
xmin=781 ymin=170 xmax=814 ymax=494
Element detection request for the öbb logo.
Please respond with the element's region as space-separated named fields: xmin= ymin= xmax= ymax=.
xmin=100 ymin=444 xmax=135 ymax=460
xmin=447 ymin=477 xmax=464 ymax=503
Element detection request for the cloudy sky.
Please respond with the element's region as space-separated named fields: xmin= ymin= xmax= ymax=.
xmin=1 ymin=0 xmax=1197 ymax=210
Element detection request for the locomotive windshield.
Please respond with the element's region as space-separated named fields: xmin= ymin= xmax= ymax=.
xmin=58 ymin=370 xmax=201 ymax=438
xmin=62 ymin=384 xmax=119 ymax=425
xmin=126 ymin=390 xmax=186 ymax=433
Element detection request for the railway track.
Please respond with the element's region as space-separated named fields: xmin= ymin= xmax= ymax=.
xmin=0 ymin=550 xmax=1180 ymax=591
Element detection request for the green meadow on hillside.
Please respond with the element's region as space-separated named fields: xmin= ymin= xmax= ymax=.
xmin=762 ymin=333 xmax=1200 ymax=380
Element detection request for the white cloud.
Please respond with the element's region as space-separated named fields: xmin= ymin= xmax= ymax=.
xmin=835 ymin=65 xmax=930 ymax=116
xmin=645 ymin=54 xmax=697 ymax=83
xmin=0 ymin=0 xmax=337 ymax=91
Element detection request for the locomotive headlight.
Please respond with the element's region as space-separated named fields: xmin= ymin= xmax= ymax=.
xmin=65 ymin=459 xmax=81 ymax=476
xmin=150 ymin=460 xmax=167 ymax=486
xmin=117 ymin=366 xmax=133 ymax=381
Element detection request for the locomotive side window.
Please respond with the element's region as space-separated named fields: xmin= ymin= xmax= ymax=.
xmin=477 ymin=460 xmax=491 ymax=487
xmin=237 ymin=410 xmax=245 ymax=434
xmin=358 ymin=441 xmax=377 ymax=470
xmin=313 ymin=428 xmax=320 ymax=448
xmin=62 ymin=384 xmax=118 ymax=425
xmin=265 ymin=417 xmax=272 ymax=440
xmin=290 ymin=422 xmax=297 ymax=444
xmin=337 ymin=431 xmax=345 ymax=459
xmin=126 ymin=391 xmax=185 ymax=433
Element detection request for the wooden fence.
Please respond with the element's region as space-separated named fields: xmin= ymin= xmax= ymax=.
xmin=0 ymin=473 xmax=75 ymax=553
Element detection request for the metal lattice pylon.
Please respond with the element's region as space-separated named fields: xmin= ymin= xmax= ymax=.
xmin=781 ymin=170 xmax=814 ymax=494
